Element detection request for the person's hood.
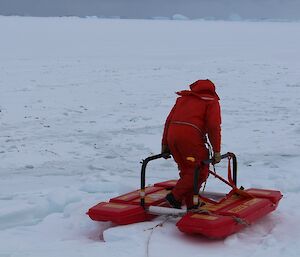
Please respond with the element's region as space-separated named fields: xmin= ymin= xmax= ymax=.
xmin=176 ymin=80 xmax=220 ymax=100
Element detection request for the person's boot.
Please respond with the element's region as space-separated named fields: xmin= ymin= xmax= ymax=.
xmin=165 ymin=193 xmax=181 ymax=209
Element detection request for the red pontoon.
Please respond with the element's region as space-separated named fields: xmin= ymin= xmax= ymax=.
xmin=87 ymin=153 xmax=282 ymax=239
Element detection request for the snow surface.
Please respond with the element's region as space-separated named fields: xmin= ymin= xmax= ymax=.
xmin=0 ymin=16 xmax=300 ymax=257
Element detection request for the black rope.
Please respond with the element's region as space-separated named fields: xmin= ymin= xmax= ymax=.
xmin=144 ymin=216 xmax=171 ymax=257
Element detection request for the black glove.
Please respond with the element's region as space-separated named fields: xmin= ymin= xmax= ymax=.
xmin=161 ymin=144 xmax=171 ymax=159
xmin=213 ymin=152 xmax=221 ymax=164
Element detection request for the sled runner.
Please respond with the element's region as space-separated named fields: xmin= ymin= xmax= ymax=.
xmin=87 ymin=153 xmax=282 ymax=239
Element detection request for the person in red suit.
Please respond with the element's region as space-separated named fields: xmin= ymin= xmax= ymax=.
xmin=161 ymin=79 xmax=222 ymax=209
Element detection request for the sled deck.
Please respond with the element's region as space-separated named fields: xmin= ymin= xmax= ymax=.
xmin=87 ymin=153 xmax=282 ymax=239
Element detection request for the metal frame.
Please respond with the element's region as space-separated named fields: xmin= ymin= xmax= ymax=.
xmin=140 ymin=152 xmax=237 ymax=208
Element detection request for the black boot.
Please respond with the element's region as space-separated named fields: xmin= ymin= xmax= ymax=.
xmin=165 ymin=193 xmax=181 ymax=209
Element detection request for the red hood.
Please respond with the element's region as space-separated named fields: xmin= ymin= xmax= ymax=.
xmin=176 ymin=80 xmax=220 ymax=100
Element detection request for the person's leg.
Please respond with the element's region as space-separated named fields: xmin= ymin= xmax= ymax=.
xmin=182 ymin=164 xmax=209 ymax=209
xmin=167 ymin=125 xmax=209 ymax=206
xmin=171 ymin=161 xmax=208 ymax=205
xmin=165 ymin=132 xmax=185 ymax=208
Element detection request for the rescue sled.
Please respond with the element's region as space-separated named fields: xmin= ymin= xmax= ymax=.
xmin=87 ymin=152 xmax=282 ymax=239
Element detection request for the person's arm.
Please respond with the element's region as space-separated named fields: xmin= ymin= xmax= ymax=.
xmin=206 ymin=100 xmax=222 ymax=156
xmin=162 ymin=103 xmax=177 ymax=148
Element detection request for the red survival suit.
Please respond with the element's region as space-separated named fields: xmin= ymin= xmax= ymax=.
xmin=162 ymin=80 xmax=221 ymax=208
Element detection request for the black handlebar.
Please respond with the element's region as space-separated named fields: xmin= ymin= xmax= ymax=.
xmin=193 ymin=152 xmax=237 ymax=207
xmin=140 ymin=153 xmax=169 ymax=207
xmin=200 ymin=152 xmax=237 ymax=184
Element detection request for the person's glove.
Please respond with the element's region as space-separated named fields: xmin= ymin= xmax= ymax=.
xmin=213 ymin=152 xmax=221 ymax=164
xmin=161 ymin=144 xmax=171 ymax=159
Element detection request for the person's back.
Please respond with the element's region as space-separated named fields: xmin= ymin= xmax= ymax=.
xmin=167 ymin=95 xmax=207 ymax=130
xmin=162 ymin=79 xmax=221 ymax=154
